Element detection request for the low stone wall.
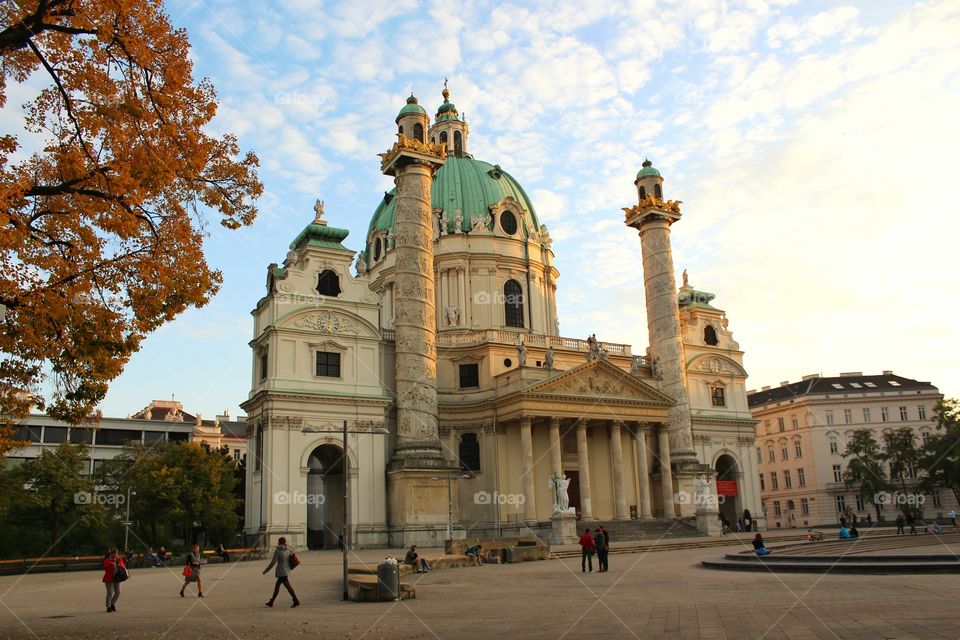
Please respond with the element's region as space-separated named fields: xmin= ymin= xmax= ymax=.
xmin=444 ymin=536 xmax=550 ymax=562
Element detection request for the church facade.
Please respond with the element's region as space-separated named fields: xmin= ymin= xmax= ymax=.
xmin=242 ymin=87 xmax=762 ymax=549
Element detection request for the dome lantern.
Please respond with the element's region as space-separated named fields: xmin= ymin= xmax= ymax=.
xmin=429 ymin=79 xmax=469 ymax=157
xmin=635 ymin=158 xmax=664 ymax=202
xmin=396 ymin=94 xmax=429 ymax=143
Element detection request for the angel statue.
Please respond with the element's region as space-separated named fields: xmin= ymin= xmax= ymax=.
xmin=549 ymin=473 xmax=571 ymax=513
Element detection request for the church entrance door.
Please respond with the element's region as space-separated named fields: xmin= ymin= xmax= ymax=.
xmin=306 ymin=444 xmax=345 ymax=550
xmin=566 ymin=470 xmax=582 ymax=518
xmin=714 ymin=454 xmax=740 ymax=528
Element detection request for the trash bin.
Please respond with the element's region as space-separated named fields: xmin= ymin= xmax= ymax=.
xmin=503 ymin=547 xmax=515 ymax=564
xmin=377 ymin=560 xmax=400 ymax=601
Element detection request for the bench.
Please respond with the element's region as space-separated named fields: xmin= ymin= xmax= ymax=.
xmin=202 ymin=547 xmax=263 ymax=563
xmin=445 ymin=536 xmax=550 ymax=563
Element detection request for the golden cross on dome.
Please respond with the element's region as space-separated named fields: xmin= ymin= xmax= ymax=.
xmin=442 ymin=77 xmax=450 ymax=101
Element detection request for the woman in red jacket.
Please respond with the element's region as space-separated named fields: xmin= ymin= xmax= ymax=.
xmin=578 ymin=528 xmax=595 ymax=573
xmin=102 ymin=547 xmax=125 ymax=612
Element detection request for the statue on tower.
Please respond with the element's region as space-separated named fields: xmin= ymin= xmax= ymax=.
xmin=313 ymin=199 xmax=326 ymax=225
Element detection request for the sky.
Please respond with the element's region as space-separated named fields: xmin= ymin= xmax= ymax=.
xmin=37 ymin=0 xmax=960 ymax=419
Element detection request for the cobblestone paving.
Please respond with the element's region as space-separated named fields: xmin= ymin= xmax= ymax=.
xmin=1 ymin=539 xmax=958 ymax=639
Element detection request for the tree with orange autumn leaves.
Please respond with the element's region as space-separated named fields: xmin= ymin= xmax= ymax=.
xmin=0 ymin=0 xmax=262 ymax=451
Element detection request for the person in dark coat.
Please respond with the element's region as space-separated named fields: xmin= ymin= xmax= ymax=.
xmin=179 ymin=544 xmax=204 ymax=598
xmin=263 ymin=537 xmax=299 ymax=608
xmin=896 ymin=513 xmax=905 ymax=534
xmin=593 ymin=528 xmax=608 ymax=572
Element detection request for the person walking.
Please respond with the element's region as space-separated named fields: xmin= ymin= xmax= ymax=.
xmin=579 ymin=528 xmax=595 ymax=573
xmin=102 ymin=547 xmax=126 ymax=612
xmin=264 ymin=537 xmax=300 ymax=608
xmin=949 ymin=509 xmax=957 ymax=529
xmin=593 ymin=528 xmax=608 ymax=572
xmin=896 ymin=513 xmax=905 ymax=535
xmin=179 ymin=544 xmax=204 ymax=598
xmin=907 ymin=512 xmax=918 ymax=535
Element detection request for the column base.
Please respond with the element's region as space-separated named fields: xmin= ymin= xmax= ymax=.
xmin=386 ymin=467 xmax=462 ymax=547
xmin=696 ymin=509 xmax=723 ymax=536
xmin=672 ymin=464 xmax=712 ymax=518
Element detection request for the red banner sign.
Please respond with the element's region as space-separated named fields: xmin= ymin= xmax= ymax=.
xmin=716 ymin=480 xmax=738 ymax=497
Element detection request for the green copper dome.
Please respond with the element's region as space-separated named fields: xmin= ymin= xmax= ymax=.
xmin=396 ymin=95 xmax=426 ymax=121
xmin=635 ymin=158 xmax=661 ymax=181
xmin=367 ymin=156 xmax=539 ymax=257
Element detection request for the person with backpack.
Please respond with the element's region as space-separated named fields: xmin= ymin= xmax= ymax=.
xmin=593 ymin=527 xmax=608 ymax=572
xmin=179 ymin=544 xmax=204 ymax=598
xmin=102 ymin=547 xmax=128 ymax=612
xmin=263 ymin=537 xmax=300 ymax=608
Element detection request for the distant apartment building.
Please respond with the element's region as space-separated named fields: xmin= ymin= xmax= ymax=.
xmin=748 ymin=371 xmax=949 ymax=528
xmin=5 ymin=400 xmax=247 ymax=473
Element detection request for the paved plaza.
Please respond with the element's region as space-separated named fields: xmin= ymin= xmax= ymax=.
xmin=2 ymin=538 xmax=959 ymax=640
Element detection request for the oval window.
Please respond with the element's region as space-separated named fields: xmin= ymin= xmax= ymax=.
xmin=500 ymin=211 xmax=518 ymax=235
xmin=374 ymin=237 xmax=382 ymax=261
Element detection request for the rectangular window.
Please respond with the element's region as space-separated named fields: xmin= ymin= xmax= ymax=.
xmin=14 ymin=425 xmax=42 ymax=442
xmin=933 ymin=492 xmax=942 ymax=507
xmin=826 ymin=410 xmax=834 ymax=425
xmin=843 ymin=409 xmax=853 ymax=424
xmin=96 ymin=429 xmax=142 ymax=446
xmin=144 ymin=431 xmax=166 ymax=444
xmin=921 ymin=432 xmax=929 ymax=445
xmin=458 ymin=363 xmax=480 ymax=388
xmin=771 ymin=472 xmax=779 ymax=490
xmin=777 ymin=417 xmax=785 ymax=432
xmin=781 ymin=446 xmax=788 ymax=461
xmin=756 ymin=447 xmax=762 ymax=464
xmin=797 ymin=468 xmax=806 ymax=487
xmin=863 ymin=408 xmax=871 ymax=423
xmin=167 ymin=432 xmax=189 ymax=442
xmin=881 ymin=407 xmax=889 ymax=422
xmin=774 ymin=501 xmax=782 ymax=516
xmin=711 ymin=387 xmax=725 ymax=407
xmin=69 ymin=428 xmax=94 ymax=444
xmin=794 ymin=441 xmax=802 ymax=458
xmin=918 ymin=405 xmax=927 ymax=420
xmin=783 ymin=470 xmax=792 ymax=488
xmin=899 ymin=406 xmax=908 ymax=421
xmin=833 ymin=464 xmax=842 ymax=483
xmin=856 ymin=495 xmax=864 ymax=510
xmin=315 ymin=351 xmax=341 ymax=378
xmin=835 ymin=495 xmax=846 ymax=513
xmin=42 ymin=426 xmax=68 ymax=443
xmin=767 ymin=448 xmax=775 ymax=463
xmin=801 ymin=498 xmax=809 ymax=515
xmin=759 ymin=473 xmax=765 ymax=491
xmin=791 ymin=415 xmax=799 ymax=429
xmin=829 ymin=437 xmax=839 ymax=455
xmin=259 ymin=351 xmax=268 ymax=381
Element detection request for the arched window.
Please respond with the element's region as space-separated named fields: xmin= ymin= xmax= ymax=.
xmin=398 ymin=124 xmax=403 ymax=136
xmin=454 ymin=130 xmax=463 ymax=156
xmin=459 ymin=433 xmax=480 ymax=473
xmin=638 ymin=186 xmax=646 ymax=199
xmin=316 ymin=269 xmax=341 ymax=296
xmin=654 ymin=183 xmax=662 ymax=199
xmin=704 ymin=324 xmax=719 ymax=346
xmin=504 ymin=280 xmax=524 ymax=328
xmin=373 ymin=237 xmax=383 ymax=261
xmin=254 ymin=425 xmax=263 ymax=471
xmin=413 ymin=123 xmax=424 ymax=142
xmin=439 ymin=131 xmax=448 ymax=148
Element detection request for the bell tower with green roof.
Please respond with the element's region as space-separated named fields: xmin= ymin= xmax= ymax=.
xmin=428 ymin=79 xmax=469 ymax=157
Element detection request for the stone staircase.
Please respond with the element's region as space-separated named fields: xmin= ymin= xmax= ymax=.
xmin=583 ymin=517 xmax=703 ymax=543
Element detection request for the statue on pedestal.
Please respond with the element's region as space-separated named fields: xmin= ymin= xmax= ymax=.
xmin=549 ymin=473 xmax=571 ymax=513
xmin=517 ymin=341 xmax=527 ymax=367
xmin=544 ymin=346 xmax=555 ymax=369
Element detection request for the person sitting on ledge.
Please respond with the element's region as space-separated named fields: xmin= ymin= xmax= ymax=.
xmin=839 ymin=526 xmax=852 ymax=539
xmin=465 ymin=544 xmax=487 ymax=566
xmin=752 ymin=533 xmax=769 ymax=556
xmin=405 ymin=545 xmax=430 ymax=573
xmin=850 ymin=525 xmax=859 ymax=538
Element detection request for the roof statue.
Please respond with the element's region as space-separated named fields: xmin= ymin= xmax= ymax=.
xmin=313 ymin=199 xmax=326 ymax=225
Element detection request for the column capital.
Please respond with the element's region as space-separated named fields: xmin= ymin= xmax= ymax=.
xmin=612 ymin=419 xmax=625 ymax=429
xmin=550 ymin=415 xmax=561 ymax=428
xmin=520 ymin=415 xmax=533 ymax=428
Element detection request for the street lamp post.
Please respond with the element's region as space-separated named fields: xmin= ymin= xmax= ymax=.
xmin=123 ymin=488 xmax=136 ymax=552
xmin=432 ymin=472 xmax=471 ymax=542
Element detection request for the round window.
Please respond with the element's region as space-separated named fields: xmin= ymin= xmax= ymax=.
xmin=500 ymin=211 xmax=518 ymax=235
xmin=373 ymin=237 xmax=382 ymax=261
xmin=503 ymin=358 xmax=513 ymax=368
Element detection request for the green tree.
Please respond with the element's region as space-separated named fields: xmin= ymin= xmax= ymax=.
xmin=9 ymin=443 xmax=106 ymax=553
xmin=920 ymin=399 xmax=960 ymax=506
xmin=842 ymin=429 xmax=891 ymax=521
xmin=104 ymin=441 xmax=238 ymax=547
xmin=883 ymin=427 xmax=922 ymax=517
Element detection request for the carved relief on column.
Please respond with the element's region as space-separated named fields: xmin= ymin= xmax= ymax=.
xmin=457 ymin=267 xmax=466 ymax=323
xmin=657 ymin=422 xmax=675 ymax=517
xmin=610 ymin=419 xmax=628 ymax=520
xmin=634 ymin=423 xmax=653 ymax=519
xmin=576 ymin=420 xmax=594 ymax=521
xmin=520 ymin=416 xmax=537 ymax=523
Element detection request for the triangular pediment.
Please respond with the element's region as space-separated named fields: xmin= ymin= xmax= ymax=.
xmin=522 ymin=359 xmax=674 ymax=405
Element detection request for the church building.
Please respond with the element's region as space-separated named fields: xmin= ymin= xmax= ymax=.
xmin=242 ymin=86 xmax=762 ymax=548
